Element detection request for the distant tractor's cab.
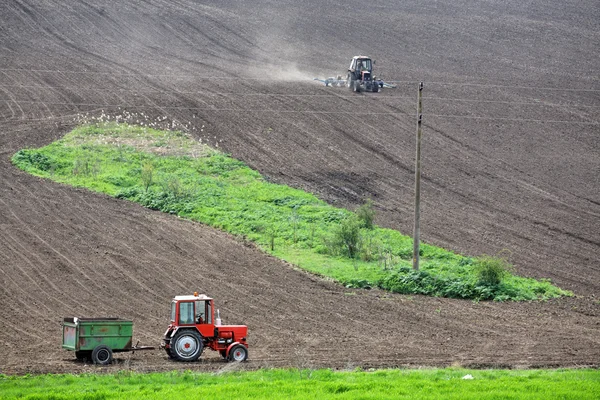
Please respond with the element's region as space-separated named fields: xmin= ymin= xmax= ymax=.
xmin=161 ymin=293 xmax=248 ymax=362
xmin=347 ymin=56 xmax=381 ymax=93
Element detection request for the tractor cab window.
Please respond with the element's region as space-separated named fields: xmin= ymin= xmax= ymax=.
xmin=171 ymin=301 xmax=176 ymax=322
xmin=179 ymin=302 xmax=195 ymax=325
xmin=357 ymin=59 xmax=371 ymax=71
xmin=205 ymin=301 xmax=212 ymax=324
xmin=195 ymin=300 xmax=205 ymax=324
xmin=195 ymin=300 xmax=213 ymax=324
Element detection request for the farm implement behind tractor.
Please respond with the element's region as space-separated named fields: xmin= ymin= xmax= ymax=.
xmin=62 ymin=317 xmax=154 ymax=365
xmin=161 ymin=292 xmax=249 ymax=362
xmin=314 ymin=56 xmax=396 ymax=92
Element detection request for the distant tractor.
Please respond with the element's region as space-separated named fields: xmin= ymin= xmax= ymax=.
xmin=161 ymin=292 xmax=249 ymax=362
xmin=347 ymin=55 xmax=382 ymax=93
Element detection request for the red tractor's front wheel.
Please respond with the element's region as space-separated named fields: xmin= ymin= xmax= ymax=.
xmin=229 ymin=345 xmax=248 ymax=362
xmin=170 ymin=330 xmax=203 ymax=362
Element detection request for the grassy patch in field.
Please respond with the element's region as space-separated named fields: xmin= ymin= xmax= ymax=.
xmin=12 ymin=122 xmax=571 ymax=301
xmin=1 ymin=368 xmax=599 ymax=399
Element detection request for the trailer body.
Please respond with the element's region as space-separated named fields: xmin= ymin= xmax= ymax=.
xmin=62 ymin=317 xmax=151 ymax=364
xmin=62 ymin=317 xmax=133 ymax=352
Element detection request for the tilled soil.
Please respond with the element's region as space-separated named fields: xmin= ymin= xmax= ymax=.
xmin=0 ymin=0 xmax=598 ymax=374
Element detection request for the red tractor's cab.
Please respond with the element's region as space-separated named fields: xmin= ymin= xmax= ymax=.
xmin=161 ymin=293 xmax=248 ymax=362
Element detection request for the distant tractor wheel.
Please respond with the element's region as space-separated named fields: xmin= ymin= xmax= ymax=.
xmin=353 ymin=80 xmax=361 ymax=93
xmin=170 ymin=330 xmax=203 ymax=362
xmin=219 ymin=350 xmax=227 ymax=359
xmin=228 ymin=345 xmax=248 ymax=362
xmin=347 ymin=74 xmax=354 ymax=91
xmin=373 ymin=84 xmax=379 ymax=93
xmin=91 ymin=345 xmax=113 ymax=365
xmin=75 ymin=351 xmax=91 ymax=361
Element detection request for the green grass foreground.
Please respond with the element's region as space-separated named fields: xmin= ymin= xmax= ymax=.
xmin=1 ymin=368 xmax=599 ymax=399
xmin=12 ymin=122 xmax=571 ymax=301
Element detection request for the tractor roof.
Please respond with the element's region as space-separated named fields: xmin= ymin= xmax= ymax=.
xmin=173 ymin=294 xmax=212 ymax=301
xmin=353 ymin=55 xmax=371 ymax=60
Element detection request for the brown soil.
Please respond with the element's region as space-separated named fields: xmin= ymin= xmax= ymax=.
xmin=0 ymin=0 xmax=598 ymax=374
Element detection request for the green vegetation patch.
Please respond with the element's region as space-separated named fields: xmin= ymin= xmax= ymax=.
xmin=12 ymin=122 xmax=571 ymax=301
xmin=1 ymin=368 xmax=599 ymax=399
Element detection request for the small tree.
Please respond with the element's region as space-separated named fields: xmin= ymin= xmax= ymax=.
xmin=356 ymin=199 xmax=376 ymax=229
xmin=332 ymin=215 xmax=361 ymax=258
xmin=141 ymin=161 xmax=154 ymax=192
xmin=289 ymin=210 xmax=300 ymax=244
xmin=267 ymin=223 xmax=279 ymax=251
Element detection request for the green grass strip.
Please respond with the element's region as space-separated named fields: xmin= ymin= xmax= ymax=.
xmin=1 ymin=368 xmax=599 ymax=399
xmin=11 ymin=122 xmax=571 ymax=301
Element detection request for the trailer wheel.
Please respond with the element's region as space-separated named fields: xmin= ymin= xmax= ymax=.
xmin=229 ymin=345 xmax=248 ymax=362
xmin=91 ymin=345 xmax=113 ymax=365
xmin=170 ymin=330 xmax=203 ymax=362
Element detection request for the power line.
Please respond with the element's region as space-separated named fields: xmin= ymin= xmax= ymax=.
xmin=1 ymin=99 xmax=598 ymax=125
xmin=1 ymin=67 xmax=599 ymax=93
xmin=1 ymin=84 xmax=599 ymax=108
xmin=427 ymin=113 xmax=599 ymax=125
xmin=386 ymin=80 xmax=600 ymax=93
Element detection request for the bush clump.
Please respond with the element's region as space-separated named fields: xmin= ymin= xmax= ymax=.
xmin=330 ymin=215 xmax=362 ymax=258
xmin=474 ymin=255 xmax=513 ymax=286
xmin=13 ymin=149 xmax=54 ymax=171
xmin=356 ymin=199 xmax=376 ymax=229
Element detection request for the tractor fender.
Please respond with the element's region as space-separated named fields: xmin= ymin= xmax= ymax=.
xmin=166 ymin=326 xmax=201 ymax=338
xmin=164 ymin=327 xmax=176 ymax=338
xmin=225 ymin=342 xmax=245 ymax=357
xmin=166 ymin=326 xmax=180 ymax=338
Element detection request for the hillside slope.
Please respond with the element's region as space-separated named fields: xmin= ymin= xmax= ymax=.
xmin=0 ymin=0 xmax=598 ymax=373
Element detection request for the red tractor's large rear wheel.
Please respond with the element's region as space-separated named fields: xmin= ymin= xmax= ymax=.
xmin=170 ymin=330 xmax=204 ymax=362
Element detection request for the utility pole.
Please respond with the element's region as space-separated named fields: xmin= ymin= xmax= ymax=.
xmin=412 ymin=82 xmax=424 ymax=270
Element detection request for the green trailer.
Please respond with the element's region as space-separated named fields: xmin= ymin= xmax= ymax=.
xmin=62 ymin=317 xmax=153 ymax=365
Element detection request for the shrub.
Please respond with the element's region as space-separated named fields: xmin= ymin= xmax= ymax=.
xmin=160 ymin=174 xmax=187 ymax=199
xmin=13 ymin=150 xmax=53 ymax=171
xmin=141 ymin=161 xmax=154 ymax=192
xmin=356 ymin=199 xmax=376 ymax=229
xmin=473 ymin=255 xmax=514 ymax=286
xmin=330 ymin=215 xmax=361 ymax=258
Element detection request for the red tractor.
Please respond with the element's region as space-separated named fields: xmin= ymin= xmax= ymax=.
xmin=161 ymin=292 xmax=249 ymax=362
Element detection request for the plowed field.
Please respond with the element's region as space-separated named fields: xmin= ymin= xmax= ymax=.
xmin=0 ymin=0 xmax=598 ymax=374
